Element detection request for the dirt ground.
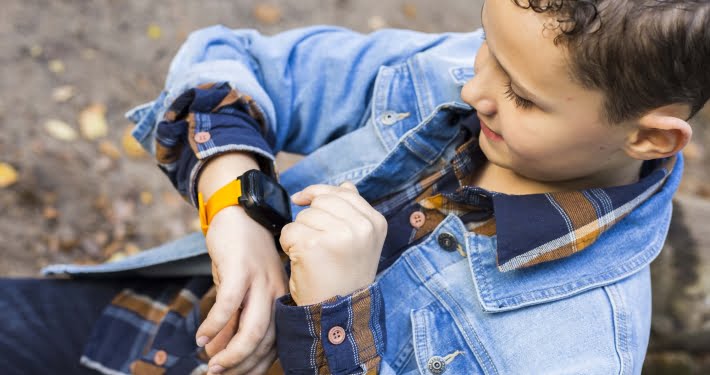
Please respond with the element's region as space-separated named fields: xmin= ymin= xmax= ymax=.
xmin=1 ymin=0 xmax=708 ymax=277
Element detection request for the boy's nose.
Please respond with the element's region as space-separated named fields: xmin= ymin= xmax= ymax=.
xmin=461 ymin=42 xmax=498 ymax=116
xmin=461 ymin=79 xmax=497 ymax=116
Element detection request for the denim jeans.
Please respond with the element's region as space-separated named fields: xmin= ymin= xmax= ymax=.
xmin=0 ymin=278 xmax=182 ymax=374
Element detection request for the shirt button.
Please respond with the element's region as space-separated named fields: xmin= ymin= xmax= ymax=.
xmin=409 ymin=211 xmax=426 ymax=228
xmin=194 ymin=131 xmax=211 ymax=144
xmin=427 ymin=356 xmax=447 ymax=374
xmin=328 ymin=326 xmax=346 ymax=345
xmin=153 ymin=350 xmax=168 ymax=366
xmin=437 ymin=233 xmax=458 ymax=252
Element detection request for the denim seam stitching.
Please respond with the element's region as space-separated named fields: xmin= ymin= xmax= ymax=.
xmin=473 ymin=223 xmax=665 ymax=310
xmin=604 ymin=283 xmax=633 ymax=375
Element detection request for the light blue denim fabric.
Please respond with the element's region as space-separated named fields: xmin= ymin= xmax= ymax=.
xmin=44 ymin=26 xmax=682 ymax=374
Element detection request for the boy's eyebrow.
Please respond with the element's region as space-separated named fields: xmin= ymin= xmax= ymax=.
xmin=487 ymin=40 xmax=538 ymax=101
xmin=480 ymin=10 xmax=542 ymax=104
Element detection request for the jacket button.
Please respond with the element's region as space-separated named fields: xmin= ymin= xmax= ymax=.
xmin=427 ymin=356 xmax=446 ymax=374
xmin=194 ymin=131 xmax=211 ymax=144
xmin=409 ymin=211 xmax=426 ymax=228
xmin=437 ymin=233 xmax=457 ymax=252
xmin=328 ymin=326 xmax=346 ymax=345
xmin=153 ymin=350 xmax=168 ymax=366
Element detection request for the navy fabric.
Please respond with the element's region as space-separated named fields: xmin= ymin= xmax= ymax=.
xmin=154 ymin=82 xmax=277 ymax=205
xmin=0 ymin=279 xmax=130 ymax=374
xmin=275 ymin=286 xmax=386 ymax=373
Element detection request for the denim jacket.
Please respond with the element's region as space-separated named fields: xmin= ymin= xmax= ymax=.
xmin=44 ymin=26 xmax=682 ymax=374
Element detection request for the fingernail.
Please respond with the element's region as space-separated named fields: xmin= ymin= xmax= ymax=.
xmin=196 ymin=336 xmax=210 ymax=347
xmin=209 ymin=365 xmax=225 ymax=374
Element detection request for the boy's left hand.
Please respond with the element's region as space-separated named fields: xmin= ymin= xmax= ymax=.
xmin=280 ymin=182 xmax=387 ymax=306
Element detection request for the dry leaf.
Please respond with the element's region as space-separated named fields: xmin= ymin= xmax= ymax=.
xmin=79 ymin=104 xmax=109 ymax=140
xmin=106 ymin=252 xmax=127 ymax=263
xmin=94 ymin=194 xmax=110 ymax=211
xmin=402 ymin=4 xmax=417 ymax=19
xmin=29 ymin=44 xmax=43 ymax=58
xmin=48 ymin=59 xmax=65 ymax=74
xmin=51 ymin=85 xmax=76 ymax=103
xmin=99 ymin=140 xmax=122 ymax=160
xmin=94 ymin=231 xmax=109 ymax=247
xmin=125 ymin=243 xmax=140 ymax=255
xmin=253 ymin=4 xmax=282 ymax=25
xmin=43 ymin=192 xmax=58 ymax=205
xmin=139 ymin=191 xmax=153 ymax=205
xmin=45 ymin=119 xmax=78 ymax=141
xmin=368 ymin=16 xmax=388 ymax=30
xmin=0 ymin=162 xmax=19 ymax=188
xmin=43 ymin=206 xmax=59 ymax=220
xmin=122 ymin=125 xmax=146 ymax=158
xmin=147 ymin=24 xmax=162 ymax=40
xmin=103 ymin=241 xmax=123 ymax=258
xmin=81 ymin=48 xmax=97 ymax=60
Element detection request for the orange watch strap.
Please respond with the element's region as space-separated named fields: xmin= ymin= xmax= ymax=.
xmin=198 ymin=178 xmax=242 ymax=235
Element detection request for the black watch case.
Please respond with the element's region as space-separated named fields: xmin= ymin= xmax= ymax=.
xmin=238 ymin=169 xmax=292 ymax=235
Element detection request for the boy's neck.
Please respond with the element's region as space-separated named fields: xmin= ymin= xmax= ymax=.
xmin=472 ymin=160 xmax=645 ymax=195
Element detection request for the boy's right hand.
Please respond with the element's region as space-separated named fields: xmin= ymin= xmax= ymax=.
xmin=197 ymin=205 xmax=288 ymax=374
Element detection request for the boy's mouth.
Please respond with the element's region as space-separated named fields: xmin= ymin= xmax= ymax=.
xmin=479 ymin=117 xmax=504 ymax=142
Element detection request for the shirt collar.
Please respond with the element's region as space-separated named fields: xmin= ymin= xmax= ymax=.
xmin=443 ymin=113 xmax=677 ymax=272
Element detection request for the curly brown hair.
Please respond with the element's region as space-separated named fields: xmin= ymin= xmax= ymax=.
xmin=512 ymin=0 xmax=709 ymax=123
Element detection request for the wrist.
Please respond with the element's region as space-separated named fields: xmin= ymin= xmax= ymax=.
xmin=198 ymin=152 xmax=259 ymax=202
xmin=295 ymin=281 xmax=374 ymax=306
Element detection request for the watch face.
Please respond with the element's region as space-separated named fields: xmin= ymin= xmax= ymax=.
xmin=259 ymin=176 xmax=291 ymax=218
xmin=242 ymin=170 xmax=292 ymax=234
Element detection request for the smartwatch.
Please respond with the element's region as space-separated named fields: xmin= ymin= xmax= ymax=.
xmin=198 ymin=169 xmax=292 ymax=236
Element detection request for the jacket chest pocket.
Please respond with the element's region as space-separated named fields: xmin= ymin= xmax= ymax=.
xmin=410 ymin=302 xmax=486 ymax=375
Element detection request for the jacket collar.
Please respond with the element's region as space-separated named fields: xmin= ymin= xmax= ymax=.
xmin=442 ymin=115 xmax=677 ymax=272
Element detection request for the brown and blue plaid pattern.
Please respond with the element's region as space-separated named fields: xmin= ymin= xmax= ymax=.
xmin=84 ymin=86 xmax=675 ymax=375
xmin=407 ymin=115 xmax=676 ymax=272
xmin=154 ymin=82 xmax=276 ymax=206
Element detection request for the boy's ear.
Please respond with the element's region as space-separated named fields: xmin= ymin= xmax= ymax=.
xmin=624 ymin=104 xmax=693 ymax=161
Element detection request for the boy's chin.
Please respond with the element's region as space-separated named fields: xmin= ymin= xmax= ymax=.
xmin=479 ymin=137 xmax=509 ymax=168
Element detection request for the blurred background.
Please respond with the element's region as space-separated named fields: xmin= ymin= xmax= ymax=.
xmin=0 ymin=0 xmax=708 ymax=373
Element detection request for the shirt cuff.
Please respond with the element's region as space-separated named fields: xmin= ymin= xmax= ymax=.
xmin=152 ymin=82 xmax=277 ymax=207
xmin=275 ymin=284 xmax=386 ymax=374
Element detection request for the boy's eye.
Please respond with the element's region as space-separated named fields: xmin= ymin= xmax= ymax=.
xmin=504 ymin=81 xmax=534 ymax=110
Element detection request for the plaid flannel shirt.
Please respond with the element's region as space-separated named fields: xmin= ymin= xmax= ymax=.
xmin=80 ymin=85 xmax=674 ymax=375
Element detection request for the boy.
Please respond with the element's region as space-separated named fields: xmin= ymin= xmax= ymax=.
xmin=10 ymin=0 xmax=706 ymax=374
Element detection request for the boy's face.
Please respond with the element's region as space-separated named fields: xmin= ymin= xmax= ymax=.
xmin=461 ymin=0 xmax=638 ymax=185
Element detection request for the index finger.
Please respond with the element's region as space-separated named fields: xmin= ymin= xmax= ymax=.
xmin=293 ymin=183 xmax=370 ymax=212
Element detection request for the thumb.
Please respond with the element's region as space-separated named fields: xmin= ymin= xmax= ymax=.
xmin=340 ymin=181 xmax=358 ymax=193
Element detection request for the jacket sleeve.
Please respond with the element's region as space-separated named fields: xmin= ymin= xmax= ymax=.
xmin=127 ymin=26 xmax=458 ymax=204
xmin=144 ymin=82 xmax=277 ymax=205
xmin=274 ymin=284 xmax=386 ymax=375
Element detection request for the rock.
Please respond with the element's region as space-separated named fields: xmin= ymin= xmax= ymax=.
xmin=56 ymin=225 xmax=79 ymax=251
xmin=51 ymin=85 xmax=76 ymax=103
xmin=80 ymin=238 xmax=102 ymax=258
